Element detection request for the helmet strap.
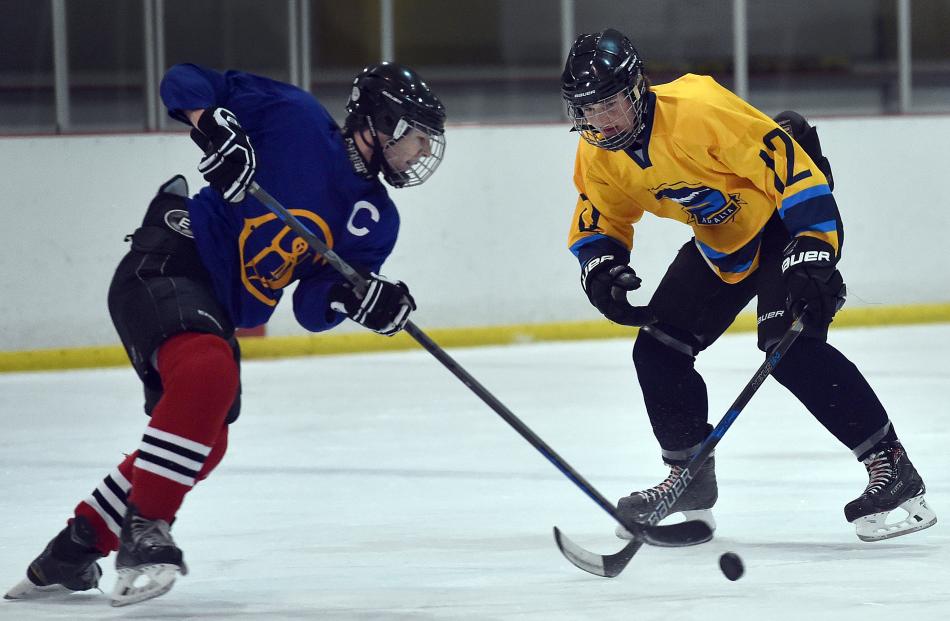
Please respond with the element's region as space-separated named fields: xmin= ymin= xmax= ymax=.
xmin=366 ymin=116 xmax=391 ymax=173
xmin=366 ymin=115 xmax=407 ymax=187
xmin=343 ymin=125 xmax=378 ymax=180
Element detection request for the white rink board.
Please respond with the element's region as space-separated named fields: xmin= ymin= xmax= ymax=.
xmin=1 ymin=116 xmax=948 ymax=350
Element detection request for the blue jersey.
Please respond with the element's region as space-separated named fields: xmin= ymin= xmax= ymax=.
xmin=160 ymin=63 xmax=399 ymax=331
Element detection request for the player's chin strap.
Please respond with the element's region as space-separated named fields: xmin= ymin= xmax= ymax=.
xmin=362 ymin=116 xmax=405 ymax=187
xmin=246 ymin=182 xmax=706 ymax=550
xmin=342 ymin=129 xmax=379 ymax=182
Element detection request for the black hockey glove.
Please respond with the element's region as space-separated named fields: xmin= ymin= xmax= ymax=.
xmin=190 ymin=107 xmax=257 ymax=203
xmin=329 ymin=274 xmax=417 ymax=336
xmin=781 ymin=236 xmax=847 ymax=325
xmin=581 ymin=254 xmax=656 ymax=327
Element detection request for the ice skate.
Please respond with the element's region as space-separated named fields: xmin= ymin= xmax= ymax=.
xmin=615 ymin=456 xmax=717 ymax=541
xmin=845 ymin=443 xmax=937 ymax=542
xmin=5 ymin=515 xmax=104 ymax=600
xmin=110 ymin=505 xmax=187 ymax=607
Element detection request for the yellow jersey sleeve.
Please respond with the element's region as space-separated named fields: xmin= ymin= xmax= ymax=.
xmin=567 ymin=142 xmax=645 ymax=257
xmin=713 ymin=105 xmax=840 ymax=256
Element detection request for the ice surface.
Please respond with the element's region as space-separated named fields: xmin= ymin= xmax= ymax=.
xmin=1 ymin=324 xmax=947 ymax=620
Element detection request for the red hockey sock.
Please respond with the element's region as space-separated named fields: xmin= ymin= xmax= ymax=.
xmin=74 ymin=452 xmax=136 ymax=555
xmin=127 ymin=332 xmax=238 ymax=522
xmin=73 ymin=426 xmax=230 ymax=554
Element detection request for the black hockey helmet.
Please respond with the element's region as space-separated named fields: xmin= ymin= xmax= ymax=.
xmin=345 ymin=62 xmax=446 ymax=188
xmin=561 ymin=28 xmax=648 ymax=150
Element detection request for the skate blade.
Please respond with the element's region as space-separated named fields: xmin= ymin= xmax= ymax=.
xmin=5 ymin=563 xmax=102 ymax=600
xmin=110 ymin=563 xmax=185 ymax=607
xmin=615 ymin=509 xmax=716 ymax=542
xmin=4 ymin=578 xmax=73 ymax=600
xmin=853 ymin=494 xmax=938 ymax=542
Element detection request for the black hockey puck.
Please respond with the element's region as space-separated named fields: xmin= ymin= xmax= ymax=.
xmin=719 ymin=552 xmax=744 ymax=581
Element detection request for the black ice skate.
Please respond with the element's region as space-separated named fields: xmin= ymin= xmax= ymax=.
xmin=615 ymin=456 xmax=718 ymax=542
xmin=4 ymin=515 xmax=104 ymax=600
xmin=844 ymin=443 xmax=937 ymax=542
xmin=110 ymin=505 xmax=187 ymax=607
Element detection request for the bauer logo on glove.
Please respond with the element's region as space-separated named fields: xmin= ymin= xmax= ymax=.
xmin=780 ymin=236 xmax=845 ymax=325
xmin=780 ymin=246 xmax=833 ymax=273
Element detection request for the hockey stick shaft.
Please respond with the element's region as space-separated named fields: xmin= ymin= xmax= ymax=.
xmin=247 ymin=182 xmax=654 ymax=538
xmin=249 ymin=184 xmax=368 ymax=295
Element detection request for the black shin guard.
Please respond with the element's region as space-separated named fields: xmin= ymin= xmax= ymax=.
xmin=633 ymin=329 xmax=710 ymax=452
xmin=770 ymin=337 xmax=894 ymax=455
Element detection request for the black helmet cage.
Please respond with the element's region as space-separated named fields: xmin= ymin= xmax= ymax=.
xmin=561 ymin=29 xmax=648 ymax=151
xmin=345 ymin=63 xmax=446 ymax=188
xmin=377 ymin=117 xmax=446 ymax=188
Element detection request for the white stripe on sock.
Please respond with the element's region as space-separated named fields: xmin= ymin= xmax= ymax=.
xmin=137 ymin=442 xmax=204 ymax=473
xmin=134 ymin=457 xmax=197 ymax=487
xmin=110 ymin=468 xmax=131 ymax=492
xmin=84 ymin=494 xmax=122 ymax=536
xmin=95 ymin=481 xmax=128 ymax=518
xmin=143 ymin=427 xmax=213 ymax=456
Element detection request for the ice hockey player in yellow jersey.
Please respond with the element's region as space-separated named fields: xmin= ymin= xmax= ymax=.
xmin=562 ymin=28 xmax=936 ymax=543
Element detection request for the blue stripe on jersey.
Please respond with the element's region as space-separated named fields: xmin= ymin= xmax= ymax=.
xmin=570 ymin=234 xmax=608 ymax=257
xmin=779 ymin=193 xmax=839 ymax=237
xmin=778 ymin=184 xmax=832 ymax=217
xmin=696 ymin=233 xmax=761 ymax=276
xmin=793 ymin=218 xmax=838 ymax=235
xmin=695 ymin=240 xmax=728 ymax=259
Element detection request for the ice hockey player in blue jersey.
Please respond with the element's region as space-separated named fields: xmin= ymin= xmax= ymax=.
xmin=5 ymin=62 xmax=446 ymax=607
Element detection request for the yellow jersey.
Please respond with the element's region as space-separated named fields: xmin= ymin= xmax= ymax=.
xmin=568 ymin=74 xmax=839 ymax=283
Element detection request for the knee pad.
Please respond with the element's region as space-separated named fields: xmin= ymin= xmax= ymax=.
xmin=157 ymin=333 xmax=239 ymax=411
xmin=146 ymin=334 xmax=242 ymax=423
xmin=633 ymin=326 xmax=696 ymax=378
xmin=633 ymin=327 xmax=711 ymax=451
xmin=769 ymin=335 xmax=834 ymax=387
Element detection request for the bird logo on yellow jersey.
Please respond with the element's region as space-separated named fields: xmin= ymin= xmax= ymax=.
xmin=652 ymin=181 xmax=744 ymax=226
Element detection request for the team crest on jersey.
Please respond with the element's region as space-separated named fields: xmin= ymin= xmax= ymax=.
xmin=652 ymin=182 xmax=743 ymax=226
xmin=238 ymin=210 xmax=334 ymax=306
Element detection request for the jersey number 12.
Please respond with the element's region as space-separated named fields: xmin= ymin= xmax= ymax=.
xmin=759 ymin=128 xmax=811 ymax=194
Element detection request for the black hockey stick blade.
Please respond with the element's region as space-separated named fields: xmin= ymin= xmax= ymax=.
xmin=638 ymin=519 xmax=714 ymax=547
xmin=553 ymin=520 xmax=713 ymax=578
xmin=553 ymin=527 xmax=643 ymax=578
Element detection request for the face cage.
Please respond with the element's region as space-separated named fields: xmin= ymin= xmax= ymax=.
xmin=380 ymin=118 xmax=446 ymax=188
xmin=567 ymin=85 xmax=646 ymax=151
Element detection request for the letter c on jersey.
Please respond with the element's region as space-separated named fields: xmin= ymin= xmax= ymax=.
xmin=347 ymin=201 xmax=380 ymax=237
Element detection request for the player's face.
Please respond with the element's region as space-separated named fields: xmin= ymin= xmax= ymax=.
xmin=376 ymin=119 xmax=446 ymax=188
xmin=580 ymin=93 xmax=636 ymax=138
xmin=382 ymin=128 xmax=433 ymax=173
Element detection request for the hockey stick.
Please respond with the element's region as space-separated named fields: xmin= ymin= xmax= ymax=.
xmin=554 ymin=315 xmax=805 ymax=577
xmin=247 ymin=182 xmax=712 ymax=548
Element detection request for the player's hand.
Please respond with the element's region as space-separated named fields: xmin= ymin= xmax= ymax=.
xmin=329 ymin=274 xmax=416 ymax=336
xmin=190 ymin=107 xmax=256 ymax=203
xmin=581 ymin=254 xmax=655 ymax=326
xmin=781 ymin=236 xmax=846 ymax=325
